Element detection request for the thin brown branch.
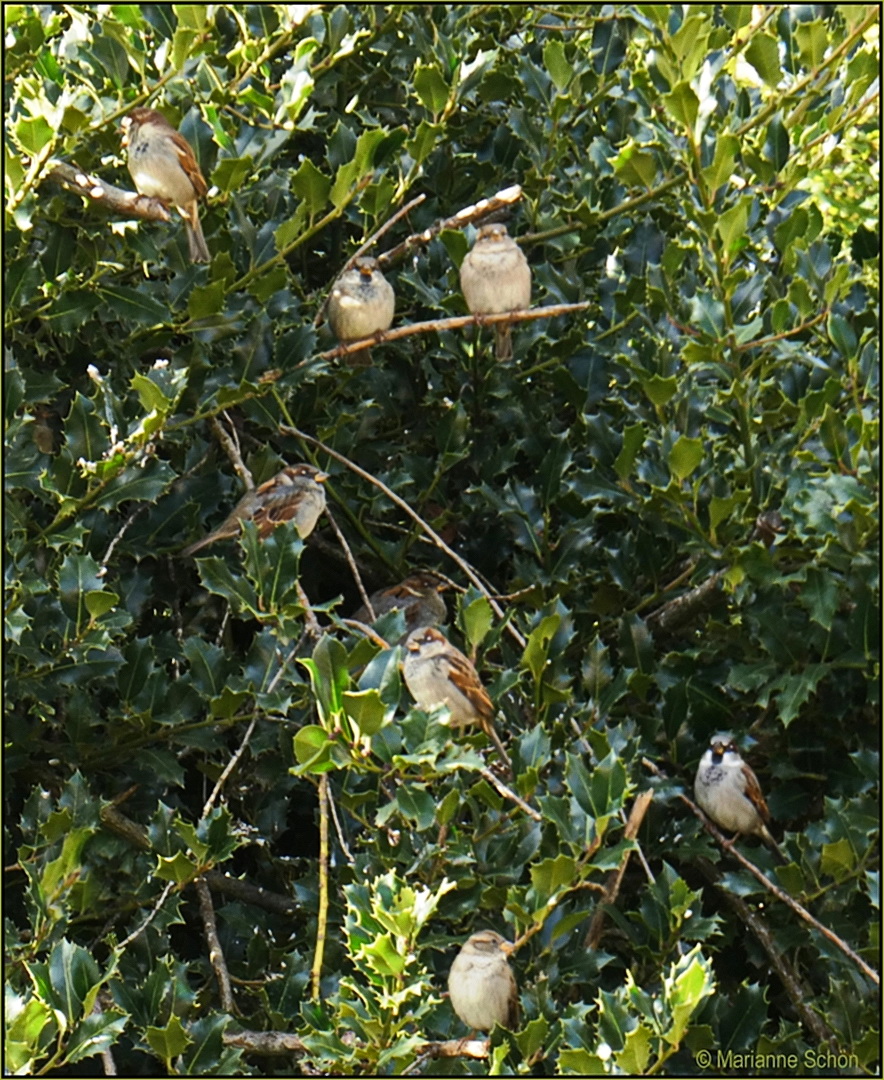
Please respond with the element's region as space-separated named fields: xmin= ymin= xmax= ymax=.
xmin=315 ymin=301 xmax=592 ymax=361
xmin=297 ymin=581 xmax=324 ymax=639
xmin=585 ymin=789 xmax=654 ymax=949
xmin=116 ymin=881 xmax=175 ymax=950
xmin=195 ymin=877 xmax=236 ymax=1014
xmin=279 ymin=424 xmax=528 ymax=650
xmin=478 ymin=765 xmax=540 ymax=820
xmin=378 ymin=184 xmax=524 ymax=266
xmin=46 ymin=162 xmax=172 ymax=222
xmin=201 ymin=716 xmax=257 ymax=821
xmin=324 ymin=506 xmax=375 ymax=619
xmin=737 ymin=307 xmax=830 ymax=354
xmin=210 ymin=415 xmax=254 ymax=490
xmin=339 ymin=618 xmax=393 ymax=650
xmin=203 ymin=872 xmax=299 ymax=916
xmin=326 ymin=782 xmax=355 ymax=865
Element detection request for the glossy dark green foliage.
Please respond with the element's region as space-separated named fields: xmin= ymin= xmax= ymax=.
xmin=4 ymin=4 xmax=878 ymax=1075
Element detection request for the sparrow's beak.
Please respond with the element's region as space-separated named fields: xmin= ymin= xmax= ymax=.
xmin=406 ymin=640 xmax=421 ymax=653
xmin=359 ymin=264 xmax=374 ymax=278
xmin=315 ymin=471 xmax=330 ymax=483
xmin=498 ymin=940 xmax=516 ymax=957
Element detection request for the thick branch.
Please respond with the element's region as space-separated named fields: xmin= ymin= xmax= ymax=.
xmin=379 ymin=183 xmax=524 ymax=266
xmin=46 ymin=162 xmax=172 ymax=222
xmin=317 ymin=301 xmax=591 ymax=361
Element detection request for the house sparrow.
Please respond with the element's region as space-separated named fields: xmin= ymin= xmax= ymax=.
xmin=121 ymin=107 xmax=211 ymax=263
xmin=401 ymin=627 xmax=511 ymax=769
xmin=448 ymin=930 xmax=519 ymax=1035
xmin=459 ymin=222 xmax=531 ymax=360
xmin=694 ymin=733 xmax=788 ymax=864
xmin=327 ymin=257 xmax=395 ymax=342
xmin=351 ymin=573 xmax=448 ymax=631
xmin=181 ymin=464 xmax=328 ymax=557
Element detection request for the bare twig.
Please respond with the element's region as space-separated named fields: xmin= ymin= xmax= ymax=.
xmin=477 ymin=765 xmax=541 ymax=821
xmin=279 ymin=424 xmax=527 ymax=650
xmin=210 ymin=414 xmax=254 ymax=490
xmin=297 ymin=581 xmax=324 ymax=639
xmin=203 ymin=872 xmax=299 ymax=916
xmin=316 ymin=301 xmax=592 ymax=361
xmin=47 ymin=162 xmax=172 ymax=222
xmin=98 ymin=502 xmax=150 ymax=577
xmin=584 ymin=789 xmax=654 ymax=949
xmin=327 ymin=781 xmax=355 ymax=865
xmin=324 ymin=505 xmax=375 ymax=619
xmin=195 ymin=877 xmax=236 ymax=1013
xmin=116 ymin=881 xmax=175 ymax=950
xmin=339 ymin=618 xmax=393 ymax=650
xmin=379 ymin=184 xmax=524 ymax=266
xmin=201 ymin=716 xmax=258 ymax=821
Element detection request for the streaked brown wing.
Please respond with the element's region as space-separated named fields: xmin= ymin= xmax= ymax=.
xmin=741 ymin=764 xmax=771 ymax=825
xmin=446 ymin=652 xmax=494 ymax=721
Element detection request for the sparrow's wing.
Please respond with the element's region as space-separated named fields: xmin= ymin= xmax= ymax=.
xmin=741 ymin=764 xmax=772 ymax=825
xmin=249 ymin=473 xmax=313 ymax=537
xmin=446 ymin=653 xmax=494 ymax=722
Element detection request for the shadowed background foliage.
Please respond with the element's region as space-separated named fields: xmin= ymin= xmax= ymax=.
xmin=4 ymin=4 xmax=879 ymax=1075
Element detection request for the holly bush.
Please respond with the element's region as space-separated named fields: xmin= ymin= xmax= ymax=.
xmin=4 ymin=4 xmax=879 ymax=1076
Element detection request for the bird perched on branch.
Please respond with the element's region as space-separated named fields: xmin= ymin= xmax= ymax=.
xmin=694 ymin=732 xmax=788 ymax=864
xmin=401 ymin=627 xmax=511 ymax=769
xmin=328 ymin=257 xmax=395 ymax=342
xmin=121 ymin=107 xmax=210 ymax=263
xmin=448 ymin=930 xmax=519 ymax=1035
xmin=351 ymin=573 xmax=448 ymax=632
xmin=459 ymin=222 xmax=531 ymax=360
xmin=181 ymin=464 xmax=328 ymax=556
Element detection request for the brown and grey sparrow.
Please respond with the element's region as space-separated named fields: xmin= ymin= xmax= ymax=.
xmin=121 ymin=107 xmax=211 ymax=263
xmin=448 ymin=930 xmax=519 ymax=1035
xmin=327 ymin=257 xmax=395 ymax=342
xmin=181 ymin=464 xmax=328 ymax=557
xmin=351 ymin=573 xmax=448 ymax=631
xmin=401 ymin=627 xmax=511 ymax=769
xmin=459 ymin=222 xmax=531 ymax=360
xmin=694 ymin=733 xmax=788 ymax=864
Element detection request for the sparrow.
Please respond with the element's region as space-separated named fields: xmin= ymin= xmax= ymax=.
xmin=181 ymin=464 xmax=328 ymax=557
xmin=694 ymin=733 xmax=788 ymax=864
xmin=459 ymin=222 xmax=531 ymax=360
xmin=401 ymin=627 xmax=511 ymax=769
xmin=121 ymin=107 xmax=211 ymax=263
xmin=448 ymin=930 xmax=519 ymax=1035
xmin=350 ymin=573 xmax=448 ymax=631
xmin=327 ymin=257 xmax=395 ymax=342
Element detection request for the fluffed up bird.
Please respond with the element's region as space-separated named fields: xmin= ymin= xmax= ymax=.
xmin=694 ymin=732 xmax=788 ymax=864
xmin=121 ymin=107 xmax=211 ymax=263
xmin=459 ymin=222 xmax=531 ymax=360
